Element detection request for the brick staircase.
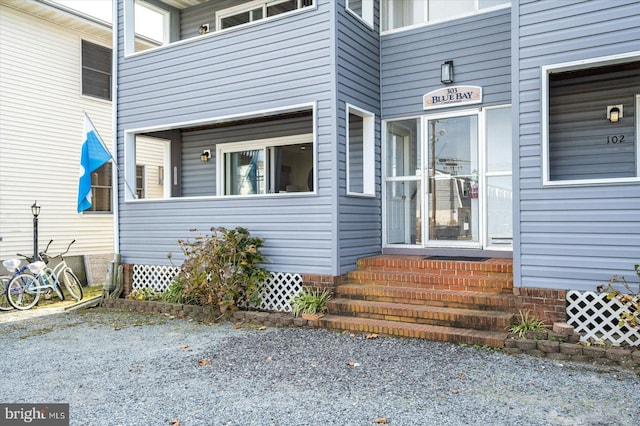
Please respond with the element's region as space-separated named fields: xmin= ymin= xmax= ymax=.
xmin=320 ymin=255 xmax=516 ymax=348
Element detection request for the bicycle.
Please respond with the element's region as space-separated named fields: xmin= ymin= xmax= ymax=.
xmin=7 ymin=240 xmax=83 ymax=310
xmin=36 ymin=239 xmax=84 ymax=302
xmin=0 ymin=252 xmax=45 ymax=311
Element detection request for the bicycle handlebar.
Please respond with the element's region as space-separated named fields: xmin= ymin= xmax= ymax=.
xmin=18 ymin=239 xmax=76 ymax=263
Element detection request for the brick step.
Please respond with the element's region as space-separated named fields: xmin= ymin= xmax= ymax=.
xmin=346 ymin=270 xmax=513 ymax=293
xmin=328 ymin=298 xmax=514 ymax=332
xmin=336 ymin=284 xmax=517 ymax=311
xmin=357 ymin=255 xmax=513 ymax=274
xmin=321 ymin=315 xmax=508 ymax=348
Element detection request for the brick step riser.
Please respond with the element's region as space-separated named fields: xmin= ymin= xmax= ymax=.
xmin=336 ymin=290 xmax=516 ymax=311
xmin=355 ymin=266 xmax=513 ymax=277
xmin=328 ymin=305 xmax=512 ymax=332
xmin=320 ymin=319 xmax=505 ymax=348
xmin=347 ymin=279 xmax=513 ymax=294
xmin=348 ymin=272 xmax=513 ymax=291
xmin=356 ymin=261 xmax=512 ymax=275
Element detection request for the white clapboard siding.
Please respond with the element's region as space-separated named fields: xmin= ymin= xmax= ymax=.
xmin=0 ymin=3 xmax=114 ymax=260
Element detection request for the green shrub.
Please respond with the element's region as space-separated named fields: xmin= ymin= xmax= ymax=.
xmin=166 ymin=227 xmax=267 ymax=316
xmin=127 ymin=287 xmax=162 ymax=301
xmin=290 ymin=286 xmax=331 ymax=315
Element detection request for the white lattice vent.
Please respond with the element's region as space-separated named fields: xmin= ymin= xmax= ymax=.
xmin=567 ymin=290 xmax=639 ymax=347
xmin=132 ymin=264 xmax=180 ymax=293
xmin=131 ymin=265 xmax=302 ymax=313
xmin=258 ymin=272 xmax=304 ymax=312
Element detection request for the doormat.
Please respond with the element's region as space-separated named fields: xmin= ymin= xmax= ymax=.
xmin=423 ymin=256 xmax=490 ymax=262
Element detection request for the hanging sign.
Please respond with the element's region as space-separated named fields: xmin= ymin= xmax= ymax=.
xmin=423 ymin=86 xmax=482 ymax=110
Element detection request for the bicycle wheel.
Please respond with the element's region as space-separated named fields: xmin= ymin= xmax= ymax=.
xmin=6 ymin=273 xmax=40 ymax=310
xmin=62 ymin=268 xmax=83 ymax=301
xmin=0 ymin=276 xmax=13 ymax=311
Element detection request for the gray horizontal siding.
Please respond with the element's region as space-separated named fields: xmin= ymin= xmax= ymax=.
xmin=336 ymin=0 xmax=381 ymax=274
xmin=516 ymin=0 xmax=640 ymax=291
xmin=116 ymin=0 xmax=339 ymax=274
xmin=381 ymin=8 xmax=512 ymax=119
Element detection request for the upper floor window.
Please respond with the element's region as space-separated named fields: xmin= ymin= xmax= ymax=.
xmin=346 ymin=0 xmax=374 ymax=27
xmin=81 ymin=40 xmax=111 ymax=101
xmin=381 ymin=0 xmax=509 ymax=32
xmin=217 ymin=0 xmax=314 ymax=31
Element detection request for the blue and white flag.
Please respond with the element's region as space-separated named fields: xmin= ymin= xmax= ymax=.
xmin=77 ymin=114 xmax=112 ymax=213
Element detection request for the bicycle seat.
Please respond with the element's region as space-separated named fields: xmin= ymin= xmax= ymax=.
xmin=2 ymin=259 xmax=21 ymax=273
xmin=26 ymin=261 xmax=46 ymax=274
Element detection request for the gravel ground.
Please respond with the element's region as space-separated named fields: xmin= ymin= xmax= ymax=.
xmin=1 ymin=307 xmax=639 ymax=426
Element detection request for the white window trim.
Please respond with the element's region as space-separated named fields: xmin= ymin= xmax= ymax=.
xmin=346 ymin=0 xmax=374 ymax=29
xmin=541 ymin=52 xmax=640 ymax=187
xmin=216 ymin=0 xmax=313 ymax=33
xmin=124 ymin=1 xmax=316 ymax=57
xmin=346 ymin=103 xmax=376 ymax=197
xmin=380 ymin=1 xmax=510 ymax=35
xmin=216 ymin=134 xmax=314 ymax=197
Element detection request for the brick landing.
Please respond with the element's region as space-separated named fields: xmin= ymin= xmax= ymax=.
xmin=321 ymin=255 xmax=516 ymax=348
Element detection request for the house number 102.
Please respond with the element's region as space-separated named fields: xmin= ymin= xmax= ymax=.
xmin=607 ymin=135 xmax=625 ymax=144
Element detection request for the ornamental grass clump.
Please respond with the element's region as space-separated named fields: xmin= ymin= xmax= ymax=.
xmin=290 ymin=286 xmax=331 ymax=316
xmin=509 ymin=310 xmax=546 ymax=338
xmin=165 ymin=227 xmax=267 ymax=317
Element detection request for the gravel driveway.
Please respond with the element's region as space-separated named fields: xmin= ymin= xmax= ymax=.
xmin=1 ymin=307 xmax=638 ymax=426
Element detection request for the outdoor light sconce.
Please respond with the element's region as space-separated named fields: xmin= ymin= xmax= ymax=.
xmin=607 ymin=105 xmax=623 ymax=123
xmin=441 ymin=61 xmax=454 ymax=84
xmin=200 ymin=149 xmax=211 ymax=162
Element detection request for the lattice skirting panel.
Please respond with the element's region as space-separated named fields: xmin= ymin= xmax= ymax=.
xmin=132 ymin=265 xmax=180 ymax=293
xmin=131 ymin=265 xmax=303 ymax=313
xmin=567 ymin=290 xmax=640 ymax=347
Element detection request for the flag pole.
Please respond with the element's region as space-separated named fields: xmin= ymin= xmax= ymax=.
xmin=84 ymin=112 xmax=138 ymax=200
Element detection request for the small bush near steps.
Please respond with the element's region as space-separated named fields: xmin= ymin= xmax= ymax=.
xmin=163 ymin=226 xmax=268 ymax=318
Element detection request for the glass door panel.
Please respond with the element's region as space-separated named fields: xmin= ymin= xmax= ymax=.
xmin=386 ymin=181 xmax=421 ymax=244
xmin=385 ymin=119 xmax=421 ymax=245
xmin=427 ymin=115 xmax=479 ymax=244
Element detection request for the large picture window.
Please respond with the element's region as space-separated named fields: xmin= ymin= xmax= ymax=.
xmin=81 ymin=40 xmax=111 ymax=101
xmin=217 ymin=135 xmax=314 ymax=196
xmin=543 ymin=58 xmax=640 ymax=185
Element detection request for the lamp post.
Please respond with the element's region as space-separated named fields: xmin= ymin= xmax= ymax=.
xmin=31 ymin=201 xmax=40 ymax=261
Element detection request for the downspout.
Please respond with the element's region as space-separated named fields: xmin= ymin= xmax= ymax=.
xmin=107 ymin=0 xmax=123 ymax=299
xmin=111 ymin=0 xmax=119 ymax=258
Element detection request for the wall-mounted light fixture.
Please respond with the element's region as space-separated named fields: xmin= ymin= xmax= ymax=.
xmin=441 ymin=60 xmax=454 ymax=84
xmin=200 ymin=149 xmax=211 ymax=162
xmin=199 ymin=23 xmax=209 ymax=35
xmin=607 ymin=104 xmax=623 ymax=123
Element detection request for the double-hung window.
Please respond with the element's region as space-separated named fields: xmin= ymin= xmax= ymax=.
xmin=81 ymin=40 xmax=111 ymax=101
xmin=87 ymin=163 xmax=112 ymax=213
xmin=218 ymin=135 xmax=314 ymax=196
